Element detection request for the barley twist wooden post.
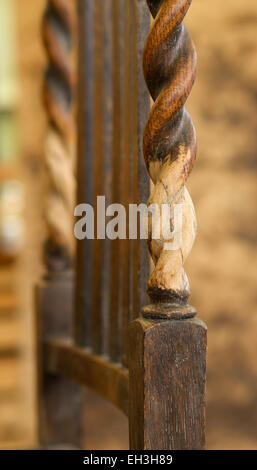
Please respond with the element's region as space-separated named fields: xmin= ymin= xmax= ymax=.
xmin=142 ymin=0 xmax=197 ymax=319
xmin=129 ymin=0 xmax=207 ymax=450
xmin=37 ymin=0 xmax=83 ymax=448
xmin=42 ymin=0 xmax=76 ymax=272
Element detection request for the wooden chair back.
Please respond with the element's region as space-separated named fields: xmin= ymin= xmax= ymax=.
xmin=37 ymin=0 xmax=207 ymax=450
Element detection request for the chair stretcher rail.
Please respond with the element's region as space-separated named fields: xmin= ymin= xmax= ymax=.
xmin=43 ymin=338 xmax=129 ymax=415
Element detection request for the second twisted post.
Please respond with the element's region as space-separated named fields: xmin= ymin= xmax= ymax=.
xmin=42 ymin=0 xmax=76 ymax=273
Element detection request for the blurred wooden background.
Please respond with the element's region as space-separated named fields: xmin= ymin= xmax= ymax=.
xmin=0 ymin=0 xmax=44 ymax=448
xmin=0 ymin=0 xmax=256 ymax=450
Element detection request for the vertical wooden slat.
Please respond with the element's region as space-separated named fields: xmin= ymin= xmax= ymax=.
xmin=121 ymin=0 xmax=132 ymax=366
xmin=91 ymin=0 xmax=113 ymax=355
xmin=129 ymin=0 xmax=138 ymax=324
xmin=109 ymin=0 xmax=124 ymax=363
xmin=76 ymin=0 xmax=113 ymax=354
xmin=136 ymin=0 xmax=150 ymax=313
xmin=100 ymin=0 xmax=114 ymax=355
xmin=131 ymin=0 xmax=141 ymax=324
xmin=121 ymin=0 xmax=150 ymax=367
xmin=75 ymin=0 xmax=94 ymax=347
xmin=91 ymin=0 xmax=104 ymax=354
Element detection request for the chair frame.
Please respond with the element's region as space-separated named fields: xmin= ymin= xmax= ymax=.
xmin=37 ymin=0 xmax=207 ymax=451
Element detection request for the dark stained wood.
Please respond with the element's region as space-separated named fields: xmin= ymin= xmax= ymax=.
xmin=91 ymin=0 xmax=113 ymax=355
xmin=120 ymin=0 xmax=150 ymax=368
xmin=75 ymin=0 xmax=150 ymax=365
xmin=75 ymin=0 xmax=94 ymax=347
xmin=109 ymin=0 xmax=124 ymax=363
xmin=100 ymin=0 xmax=114 ymax=355
xmin=36 ymin=273 xmax=74 ymax=338
xmin=39 ymin=376 xmax=83 ymax=449
xmin=44 ymin=338 xmax=129 ymax=415
xmin=136 ymin=0 xmax=150 ymax=313
xmin=129 ymin=317 xmax=207 ymax=450
xmin=131 ymin=0 xmax=150 ymax=323
xmin=36 ymin=275 xmax=84 ymax=448
xmin=120 ymin=0 xmax=132 ymax=367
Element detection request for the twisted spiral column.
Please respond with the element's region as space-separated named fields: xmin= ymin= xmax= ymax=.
xmin=42 ymin=0 xmax=76 ymax=272
xmin=142 ymin=0 xmax=198 ymax=319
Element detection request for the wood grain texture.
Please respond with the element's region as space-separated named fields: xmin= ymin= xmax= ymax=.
xmin=142 ymin=0 xmax=198 ymax=318
xmin=129 ymin=317 xmax=207 ymax=450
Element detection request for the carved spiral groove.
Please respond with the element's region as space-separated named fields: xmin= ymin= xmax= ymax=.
xmin=42 ymin=0 xmax=76 ymax=271
xmin=143 ymin=0 xmax=197 ymax=317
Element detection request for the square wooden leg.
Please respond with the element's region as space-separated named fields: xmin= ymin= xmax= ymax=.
xmin=36 ymin=274 xmax=84 ymax=448
xmin=129 ymin=317 xmax=207 ymax=450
